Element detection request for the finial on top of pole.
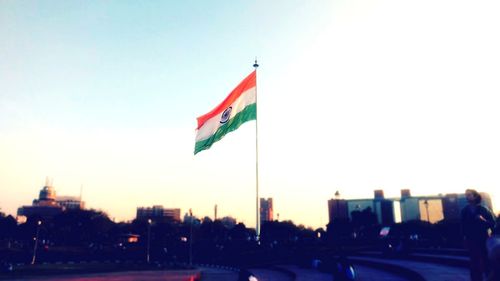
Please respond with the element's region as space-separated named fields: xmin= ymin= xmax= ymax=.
xmin=253 ymin=58 xmax=259 ymax=68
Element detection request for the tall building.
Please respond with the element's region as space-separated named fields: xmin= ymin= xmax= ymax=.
xmin=327 ymin=191 xmax=349 ymax=221
xmin=136 ymin=205 xmax=181 ymax=222
xmin=372 ymin=190 xmax=395 ymax=225
xmin=378 ymin=200 xmax=395 ymax=225
xmin=400 ymin=196 xmax=420 ymax=221
xmin=346 ymin=199 xmax=376 ymax=220
xmin=260 ymin=198 xmax=273 ymax=223
xmin=442 ymin=193 xmax=460 ymax=221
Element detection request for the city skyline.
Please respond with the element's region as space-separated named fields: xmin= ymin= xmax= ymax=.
xmin=1 ymin=1 xmax=500 ymax=229
xmin=8 ymin=180 xmax=498 ymax=229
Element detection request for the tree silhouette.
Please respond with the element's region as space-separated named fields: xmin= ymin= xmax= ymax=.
xmin=50 ymin=209 xmax=114 ymax=247
xmin=0 ymin=215 xmax=16 ymax=242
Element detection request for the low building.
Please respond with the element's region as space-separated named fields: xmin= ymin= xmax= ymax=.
xmin=328 ymin=189 xmax=493 ymax=225
xmin=57 ymin=196 xmax=85 ymax=210
xmin=136 ymin=205 xmax=181 ymax=222
xmin=17 ymin=182 xmax=85 ymax=220
xmin=18 ymin=185 xmax=63 ymax=219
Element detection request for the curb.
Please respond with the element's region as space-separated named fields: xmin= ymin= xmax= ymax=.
xmin=350 ymin=257 xmax=426 ymax=281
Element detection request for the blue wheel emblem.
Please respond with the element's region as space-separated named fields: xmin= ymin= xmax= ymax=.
xmin=220 ymin=107 xmax=232 ymax=124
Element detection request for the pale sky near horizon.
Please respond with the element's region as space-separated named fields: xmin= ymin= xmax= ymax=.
xmin=1 ymin=1 xmax=500 ymax=229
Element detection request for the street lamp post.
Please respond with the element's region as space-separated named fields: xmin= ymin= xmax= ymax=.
xmin=335 ymin=191 xmax=340 ymax=221
xmin=424 ymin=200 xmax=430 ymax=223
xmin=147 ymin=219 xmax=152 ymax=263
xmin=31 ymin=220 xmax=42 ymax=265
xmin=189 ymin=209 xmax=193 ymax=267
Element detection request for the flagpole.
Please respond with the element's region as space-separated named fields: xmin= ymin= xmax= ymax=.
xmin=253 ymin=59 xmax=260 ymax=241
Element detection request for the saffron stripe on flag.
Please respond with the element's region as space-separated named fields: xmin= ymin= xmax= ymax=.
xmin=196 ymin=70 xmax=256 ymax=129
xmin=195 ymin=87 xmax=256 ymax=143
xmin=194 ymin=103 xmax=256 ymax=154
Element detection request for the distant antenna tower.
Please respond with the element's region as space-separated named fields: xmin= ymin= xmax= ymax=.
xmin=214 ymin=204 xmax=218 ymax=221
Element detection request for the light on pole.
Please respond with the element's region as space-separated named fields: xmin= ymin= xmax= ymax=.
xmin=147 ymin=219 xmax=152 ymax=263
xmin=189 ymin=208 xmax=193 ymax=267
xmin=31 ymin=220 xmax=42 ymax=265
xmin=335 ymin=191 xmax=340 ymax=220
xmin=423 ymin=200 xmax=430 ymax=223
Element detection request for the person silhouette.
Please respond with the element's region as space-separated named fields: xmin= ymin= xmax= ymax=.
xmin=486 ymin=219 xmax=500 ymax=281
xmin=461 ymin=189 xmax=496 ymax=281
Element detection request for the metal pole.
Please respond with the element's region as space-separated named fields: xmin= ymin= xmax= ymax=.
xmin=253 ymin=59 xmax=260 ymax=241
xmin=147 ymin=219 xmax=151 ymax=263
xmin=31 ymin=220 xmax=41 ymax=265
xmin=189 ymin=209 xmax=193 ymax=266
xmin=424 ymin=200 xmax=430 ymax=222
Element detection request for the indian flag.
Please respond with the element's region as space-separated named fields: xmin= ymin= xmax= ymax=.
xmin=194 ymin=70 xmax=257 ymax=155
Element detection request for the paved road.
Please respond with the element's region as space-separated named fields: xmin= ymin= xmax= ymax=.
xmin=11 ymin=270 xmax=201 ymax=281
xmin=351 ymin=256 xmax=470 ymax=281
xmin=200 ymin=267 xmax=238 ymax=281
xmin=7 ymin=260 xmax=467 ymax=281
xmin=8 ymin=265 xmax=412 ymax=281
xmin=276 ymin=265 xmax=332 ymax=281
xmin=276 ymin=264 xmax=408 ymax=281
xmin=354 ymin=265 xmax=408 ymax=281
xmin=249 ymin=268 xmax=293 ymax=281
xmin=9 ymin=267 xmax=238 ymax=281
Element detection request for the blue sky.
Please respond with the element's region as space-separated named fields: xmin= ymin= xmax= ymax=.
xmin=1 ymin=1 xmax=329 ymax=129
xmin=1 ymin=1 xmax=499 ymax=228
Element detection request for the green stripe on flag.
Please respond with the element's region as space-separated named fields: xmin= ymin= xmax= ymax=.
xmin=194 ymin=103 xmax=256 ymax=154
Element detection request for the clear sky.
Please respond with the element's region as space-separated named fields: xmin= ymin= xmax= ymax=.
xmin=1 ymin=1 xmax=499 ymax=229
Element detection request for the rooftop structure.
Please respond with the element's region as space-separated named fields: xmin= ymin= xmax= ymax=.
xmin=17 ymin=180 xmax=85 ymax=220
